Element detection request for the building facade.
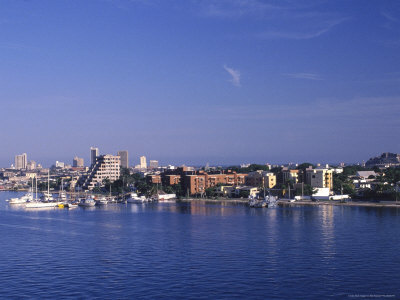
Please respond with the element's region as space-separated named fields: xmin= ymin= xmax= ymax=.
xmin=183 ymin=171 xmax=247 ymax=195
xmin=245 ymin=171 xmax=276 ymax=188
xmin=73 ymin=156 xmax=84 ymax=167
xmin=279 ymin=168 xmax=300 ymax=184
xmin=55 ymin=161 xmax=65 ymax=168
xmin=79 ymin=154 xmax=121 ymax=190
xmin=118 ymin=151 xmax=129 ymax=168
xmin=26 ymin=160 xmax=37 ymax=170
xmin=149 ymin=160 xmax=159 ymax=169
xmin=306 ymin=168 xmax=333 ymax=190
xmin=15 ymin=153 xmax=27 ymax=170
xmin=140 ymin=156 xmax=147 ymax=169
xmin=90 ymin=147 xmax=99 ymax=166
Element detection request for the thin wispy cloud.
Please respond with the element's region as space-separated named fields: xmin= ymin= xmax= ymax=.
xmin=284 ymin=73 xmax=322 ymax=80
xmin=223 ymin=65 xmax=241 ymax=87
xmin=199 ymin=0 xmax=284 ymax=18
xmin=257 ymin=18 xmax=347 ymax=40
xmin=381 ymin=11 xmax=398 ymax=23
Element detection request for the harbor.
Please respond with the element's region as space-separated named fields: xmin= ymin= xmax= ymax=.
xmin=1 ymin=190 xmax=400 ymax=299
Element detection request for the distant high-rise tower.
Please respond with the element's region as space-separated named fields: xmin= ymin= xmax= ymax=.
xmin=73 ymin=156 xmax=84 ymax=167
xmin=118 ymin=151 xmax=129 ymax=168
xmin=149 ymin=160 xmax=158 ymax=169
xmin=90 ymin=147 xmax=99 ymax=166
xmin=26 ymin=160 xmax=37 ymax=170
xmin=140 ymin=156 xmax=147 ymax=169
xmin=15 ymin=153 xmax=27 ymax=169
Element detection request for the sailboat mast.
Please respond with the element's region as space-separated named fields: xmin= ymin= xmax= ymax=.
xmin=48 ymin=170 xmax=50 ymax=195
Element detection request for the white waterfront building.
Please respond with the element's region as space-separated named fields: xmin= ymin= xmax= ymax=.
xmin=79 ymin=154 xmax=121 ymax=190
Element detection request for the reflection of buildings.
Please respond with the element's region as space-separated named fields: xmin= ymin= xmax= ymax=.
xmin=320 ymin=205 xmax=335 ymax=255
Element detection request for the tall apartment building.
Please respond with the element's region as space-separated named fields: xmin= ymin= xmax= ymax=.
xmin=15 ymin=153 xmax=27 ymax=170
xmin=73 ymin=156 xmax=84 ymax=167
xmin=140 ymin=156 xmax=147 ymax=169
xmin=306 ymin=168 xmax=333 ymax=190
xmin=117 ymin=151 xmax=129 ymax=168
xmin=245 ymin=171 xmax=276 ymax=188
xmin=79 ymin=154 xmax=121 ymax=190
xmin=90 ymin=147 xmax=99 ymax=166
xmin=149 ymin=160 xmax=159 ymax=169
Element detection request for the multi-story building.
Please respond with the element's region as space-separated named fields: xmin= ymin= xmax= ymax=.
xmin=73 ymin=156 xmax=84 ymax=167
xmin=79 ymin=154 xmax=121 ymax=190
xmin=149 ymin=160 xmax=159 ymax=169
xmin=279 ymin=168 xmax=299 ymax=184
xmin=26 ymin=160 xmax=37 ymax=170
xmin=118 ymin=151 xmax=129 ymax=168
xmin=90 ymin=147 xmax=99 ymax=166
xmin=147 ymin=174 xmax=161 ymax=184
xmin=306 ymin=168 xmax=333 ymax=190
xmin=245 ymin=171 xmax=276 ymax=188
xmin=183 ymin=171 xmax=247 ymax=195
xmin=140 ymin=156 xmax=147 ymax=169
xmin=15 ymin=153 xmax=27 ymax=170
xmin=55 ymin=161 xmax=65 ymax=168
xmin=163 ymin=174 xmax=181 ymax=186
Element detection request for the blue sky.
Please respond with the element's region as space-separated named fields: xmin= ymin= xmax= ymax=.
xmin=0 ymin=0 xmax=399 ymax=167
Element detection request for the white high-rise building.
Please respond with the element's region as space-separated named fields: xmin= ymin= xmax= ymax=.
xmin=79 ymin=154 xmax=121 ymax=190
xmin=140 ymin=156 xmax=147 ymax=169
xmin=15 ymin=153 xmax=27 ymax=169
xmin=90 ymin=147 xmax=99 ymax=166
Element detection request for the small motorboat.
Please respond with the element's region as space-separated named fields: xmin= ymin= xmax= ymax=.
xmin=78 ymin=196 xmax=96 ymax=207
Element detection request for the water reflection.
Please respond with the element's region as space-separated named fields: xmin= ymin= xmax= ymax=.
xmin=319 ymin=205 xmax=336 ymax=258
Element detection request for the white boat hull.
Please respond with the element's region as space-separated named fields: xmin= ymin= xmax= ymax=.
xmin=26 ymin=202 xmax=59 ymax=208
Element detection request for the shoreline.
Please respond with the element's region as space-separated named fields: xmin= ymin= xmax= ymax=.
xmin=180 ymin=198 xmax=400 ymax=208
xmin=3 ymin=191 xmax=399 ymax=208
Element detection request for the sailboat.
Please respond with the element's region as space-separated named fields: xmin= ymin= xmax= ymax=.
xmin=58 ymin=178 xmax=67 ymax=201
xmin=9 ymin=178 xmax=34 ymax=204
xmin=41 ymin=171 xmax=54 ymax=202
xmin=26 ymin=172 xmax=58 ymax=208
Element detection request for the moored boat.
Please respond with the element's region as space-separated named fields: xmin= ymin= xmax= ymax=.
xmin=127 ymin=193 xmax=148 ymax=203
xmin=96 ymin=196 xmax=109 ymax=205
xmin=78 ymin=196 xmax=96 ymax=207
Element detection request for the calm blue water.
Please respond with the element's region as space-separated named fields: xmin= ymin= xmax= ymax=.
xmin=1 ymin=191 xmax=400 ymax=299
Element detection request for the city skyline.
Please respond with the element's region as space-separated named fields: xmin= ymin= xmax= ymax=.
xmin=1 ymin=0 xmax=399 ymax=166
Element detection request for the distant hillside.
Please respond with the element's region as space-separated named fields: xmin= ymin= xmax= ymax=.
xmin=365 ymin=152 xmax=400 ymax=167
